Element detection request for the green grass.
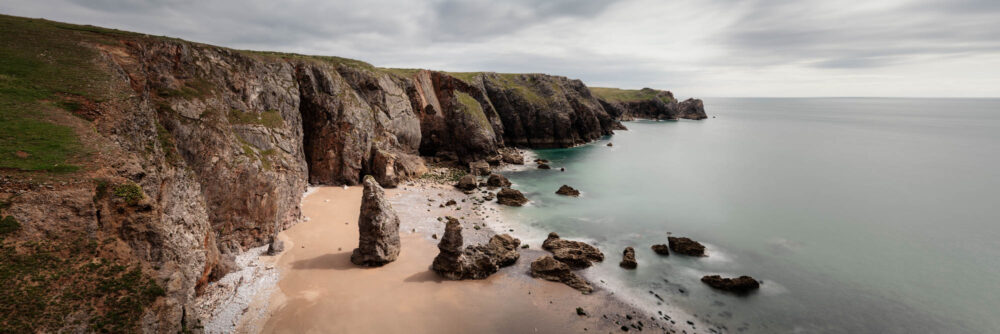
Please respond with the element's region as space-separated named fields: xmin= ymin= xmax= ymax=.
xmin=112 ymin=183 xmax=144 ymax=205
xmin=228 ymin=109 xmax=285 ymax=128
xmin=454 ymin=92 xmax=491 ymax=129
xmin=0 ymin=15 xmax=119 ymax=172
xmin=589 ymin=87 xmax=674 ymax=103
xmin=445 ymin=72 xmax=483 ymax=84
xmin=0 ymin=216 xmax=19 ymax=236
xmin=156 ymin=77 xmax=214 ymax=99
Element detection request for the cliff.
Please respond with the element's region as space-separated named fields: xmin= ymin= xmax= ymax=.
xmin=0 ymin=15 xmax=705 ymax=332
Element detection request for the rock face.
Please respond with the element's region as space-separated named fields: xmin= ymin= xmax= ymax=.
xmin=0 ymin=16 xmax=708 ymax=332
xmin=496 ymin=188 xmax=528 ymax=206
xmin=530 ymin=256 xmax=593 ymax=293
xmin=266 ymin=238 xmax=285 ymax=256
xmin=486 ymin=174 xmax=512 ymax=188
xmin=651 ymin=244 xmax=670 ymax=256
xmin=431 ymin=217 xmax=521 ymax=279
xmin=542 ymin=232 xmax=605 ymax=268
xmin=454 ymin=174 xmax=478 ymax=191
xmin=701 ymin=275 xmax=761 ymax=293
xmin=668 ymin=236 xmax=706 ymax=256
xmin=555 ymin=185 xmax=580 ymax=196
xmin=351 ymin=176 xmax=401 ymax=266
xmin=595 ymin=88 xmax=707 ymax=121
xmin=620 ymin=247 xmax=637 ymax=269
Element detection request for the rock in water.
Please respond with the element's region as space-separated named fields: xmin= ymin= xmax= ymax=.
xmin=455 ymin=174 xmax=478 ymax=191
xmin=542 ymin=232 xmax=605 ymax=268
xmin=496 ymin=188 xmax=528 ymax=206
xmin=530 ymin=256 xmax=593 ymax=293
xmin=668 ymin=236 xmax=706 ymax=256
xmin=555 ymin=185 xmax=580 ymax=197
xmin=651 ymin=244 xmax=670 ymax=256
xmin=351 ymin=176 xmax=401 ymax=266
xmin=700 ymin=275 xmax=760 ymax=293
xmin=266 ymin=237 xmax=285 ymax=256
xmin=431 ymin=217 xmax=521 ymax=279
xmin=620 ymin=247 xmax=637 ymax=269
xmin=486 ymin=174 xmax=512 ymax=188
xmin=469 ymin=160 xmax=491 ymax=176
xmin=537 ymin=163 xmax=551 ymax=170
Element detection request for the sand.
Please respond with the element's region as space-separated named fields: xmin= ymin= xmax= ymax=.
xmin=254 ymin=183 xmax=670 ymax=334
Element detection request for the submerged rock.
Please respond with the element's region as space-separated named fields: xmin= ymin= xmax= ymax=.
xmin=431 ymin=217 xmax=521 ymax=279
xmin=496 ymin=188 xmax=528 ymax=206
xmin=351 ymin=176 xmax=401 ymax=266
xmin=455 ymin=174 xmax=478 ymax=191
xmin=651 ymin=244 xmax=670 ymax=256
xmin=555 ymin=185 xmax=580 ymax=197
xmin=701 ymin=275 xmax=760 ymax=293
xmin=668 ymin=236 xmax=706 ymax=256
xmin=620 ymin=247 xmax=637 ymax=269
xmin=542 ymin=232 xmax=605 ymax=268
xmin=537 ymin=163 xmax=551 ymax=170
xmin=530 ymin=255 xmax=593 ymax=293
xmin=486 ymin=174 xmax=512 ymax=188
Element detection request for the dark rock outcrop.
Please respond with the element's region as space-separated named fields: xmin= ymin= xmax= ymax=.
xmin=469 ymin=160 xmax=491 ymax=176
xmin=668 ymin=236 xmax=706 ymax=256
xmin=620 ymin=247 xmax=637 ymax=269
xmin=542 ymin=232 xmax=604 ymax=268
xmin=595 ymin=88 xmax=707 ymax=121
xmin=454 ymin=174 xmax=478 ymax=191
xmin=537 ymin=163 xmax=551 ymax=169
xmin=499 ymin=148 xmax=524 ymax=165
xmin=351 ymin=176 xmax=401 ymax=266
xmin=486 ymin=174 xmax=511 ymax=188
xmin=651 ymin=244 xmax=670 ymax=256
xmin=431 ymin=217 xmax=521 ymax=279
xmin=555 ymin=185 xmax=580 ymax=196
xmin=496 ymin=188 xmax=528 ymax=206
xmin=701 ymin=275 xmax=760 ymax=293
xmin=530 ymin=256 xmax=593 ymax=293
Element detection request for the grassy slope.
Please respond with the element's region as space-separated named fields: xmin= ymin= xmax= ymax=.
xmin=589 ymin=87 xmax=673 ymax=103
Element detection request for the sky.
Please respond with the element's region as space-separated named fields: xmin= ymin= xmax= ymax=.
xmin=2 ymin=0 xmax=999 ymax=97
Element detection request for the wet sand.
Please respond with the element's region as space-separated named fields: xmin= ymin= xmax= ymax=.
xmin=258 ymin=184 xmax=658 ymax=333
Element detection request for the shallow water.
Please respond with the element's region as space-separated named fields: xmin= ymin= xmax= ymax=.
xmin=500 ymin=98 xmax=1000 ymax=333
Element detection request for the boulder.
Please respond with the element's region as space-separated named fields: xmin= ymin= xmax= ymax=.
xmin=350 ymin=176 xmax=401 ymax=266
xmin=651 ymin=244 xmax=670 ymax=256
xmin=431 ymin=217 xmax=521 ymax=279
xmin=668 ymin=236 xmax=706 ymax=256
xmin=607 ymin=142 xmax=613 ymax=147
xmin=486 ymin=174 xmax=512 ymax=188
xmin=500 ymin=148 xmax=524 ymax=165
xmin=454 ymin=174 xmax=478 ymax=191
xmin=619 ymin=247 xmax=637 ymax=269
xmin=700 ymin=275 xmax=760 ymax=293
xmin=555 ymin=185 xmax=580 ymax=197
xmin=542 ymin=232 xmax=604 ymax=268
xmin=537 ymin=163 xmax=551 ymax=170
xmin=530 ymin=256 xmax=593 ymax=293
xmin=483 ymin=192 xmax=495 ymax=201
xmin=469 ymin=160 xmax=491 ymax=176
xmin=496 ymin=188 xmax=528 ymax=206
xmin=266 ymin=237 xmax=285 ymax=256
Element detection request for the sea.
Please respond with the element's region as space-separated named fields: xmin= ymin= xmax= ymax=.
xmin=499 ymin=98 xmax=1000 ymax=333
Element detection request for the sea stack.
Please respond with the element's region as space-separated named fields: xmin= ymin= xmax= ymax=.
xmin=620 ymin=247 xmax=637 ymax=269
xmin=668 ymin=236 xmax=706 ymax=256
xmin=431 ymin=217 xmax=522 ymax=279
xmin=555 ymin=185 xmax=580 ymax=196
xmin=351 ymin=175 xmax=401 ymax=266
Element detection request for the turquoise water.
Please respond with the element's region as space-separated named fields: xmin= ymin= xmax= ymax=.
xmin=500 ymin=98 xmax=1000 ymax=333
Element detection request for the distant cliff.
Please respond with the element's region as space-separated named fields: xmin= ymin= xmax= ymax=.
xmin=0 ymin=15 xmax=705 ymax=333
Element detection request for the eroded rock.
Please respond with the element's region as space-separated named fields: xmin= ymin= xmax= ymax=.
xmin=542 ymin=232 xmax=604 ymax=268
xmin=431 ymin=217 xmax=521 ymax=279
xmin=651 ymin=244 xmax=670 ymax=256
xmin=351 ymin=176 xmax=401 ymax=266
xmin=455 ymin=174 xmax=478 ymax=191
xmin=486 ymin=174 xmax=512 ymax=188
xmin=469 ymin=160 xmax=491 ymax=176
xmin=620 ymin=247 xmax=637 ymax=269
xmin=668 ymin=236 xmax=706 ymax=256
xmin=555 ymin=185 xmax=580 ymax=197
xmin=530 ymin=255 xmax=593 ymax=293
xmin=496 ymin=188 xmax=528 ymax=206
xmin=701 ymin=275 xmax=760 ymax=293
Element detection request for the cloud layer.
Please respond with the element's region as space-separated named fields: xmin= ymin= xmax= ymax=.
xmin=3 ymin=0 xmax=998 ymax=97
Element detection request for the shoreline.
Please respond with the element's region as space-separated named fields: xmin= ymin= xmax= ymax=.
xmin=199 ymin=166 xmax=707 ymax=333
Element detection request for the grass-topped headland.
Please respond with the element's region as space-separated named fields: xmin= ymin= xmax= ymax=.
xmin=589 ymin=87 xmax=674 ymax=104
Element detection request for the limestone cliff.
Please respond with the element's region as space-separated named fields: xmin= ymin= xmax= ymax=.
xmin=0 ymin=15 xmax=706 ymax=332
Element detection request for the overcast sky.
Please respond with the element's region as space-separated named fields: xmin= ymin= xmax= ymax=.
xmin=3 ymin=0 xmax=999 ymax=97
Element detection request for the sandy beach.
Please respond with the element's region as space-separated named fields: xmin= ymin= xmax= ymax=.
xmin=244 ymin=178 xmax=680 ymax=334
